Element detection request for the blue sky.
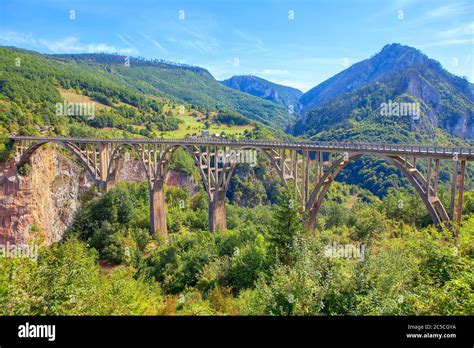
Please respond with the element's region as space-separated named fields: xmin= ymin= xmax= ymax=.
xmin=0 ymin=0 xmax=473 ymax=91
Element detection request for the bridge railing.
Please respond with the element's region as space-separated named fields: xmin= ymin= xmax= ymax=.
xmin=8 ymin=135 xmax=474 ymax=158
xmin=295 ymin=141 xmax=473 ymax=156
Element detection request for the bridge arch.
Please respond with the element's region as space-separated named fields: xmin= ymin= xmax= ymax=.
xmin=106 ymin=142 xmax=150 ymax=185
xmin=305 ymin=152 xmax=450 ymax=233
xmin=157 ymin=143 xmax=212 ymax=198
xmin=17 ymin=140 xmax=98 ymax=180
xmin=153 ymin=144 xmax=289 ymax=232
xmin=220 ymin=145 xmax=286 ymax=191
xmin=151 ymin=143 xmax=284 ymax=198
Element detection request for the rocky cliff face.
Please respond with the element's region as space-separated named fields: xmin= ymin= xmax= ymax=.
xmin=110 ymin=155 xmax=198 ymax=193
xmin=0 ymin=147 xmax=196 ymax=246
xmin=221 ymin=75 xmax=303 ymax=109
xmin=0 ymin=147 xmax=94 ymax=245
xmin=445 ymin=113 xmax=474 ymax=139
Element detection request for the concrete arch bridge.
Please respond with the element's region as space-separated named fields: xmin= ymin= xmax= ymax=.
xmin=10 ymin=136 xmax=474 ymax=238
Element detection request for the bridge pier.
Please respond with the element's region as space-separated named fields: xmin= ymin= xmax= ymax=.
xmin=209 ymin=190 xmax=226 ymax=232
xmin=100 ymin=177 xmax=116 ymax=192
xmin=105 ymin=178 xmax=115 ymax=191
xmin=305 ymin=189 xmax=328 ymax=231
xmin=150 ymin=180 xmax=168 ymax=238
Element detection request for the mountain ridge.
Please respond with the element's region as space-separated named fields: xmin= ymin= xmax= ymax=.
xmin=292 ymin=43 xmax=474 ymax=141
xmin=220 ymin=75 xmax=303 ymax=109
xmin=297 ymin=43 xmax=450 ymax=112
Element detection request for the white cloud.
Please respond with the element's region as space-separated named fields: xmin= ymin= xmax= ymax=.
xmin=420 ymin=21 xmax=474 ymax=48
xmin=292 ymin=57 xmax=352 ymax=65
xmin=438 ymin=22 xmax=474 ymax=39
xmin=141 ymin=33 xmax=166 ymax=51
xmin=166 ymin=36 xmax=218 ymax=54
xmin=418 ymin=38 xmax=474 ymax=48
xmin=117 ymin=34 xmax=137 ymax=49
xmin=425 ymin=3 xmax=471 ymax=19
xmin=233 ymin=29 xmax=263 ymax=46
xmin=0 ymin=31 xmax=137 ymax=55
xmin=0 ymin=31 xmax=37 ymax=45
xmin=165 ymin=21 xmax=219 ymax=54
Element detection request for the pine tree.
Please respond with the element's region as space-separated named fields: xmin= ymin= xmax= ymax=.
xmin=269 ymin=188 xmax=304 ymax=265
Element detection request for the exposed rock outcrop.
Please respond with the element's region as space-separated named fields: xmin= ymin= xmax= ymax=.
xmin=0 ymin=147 xmax=93 ymax=245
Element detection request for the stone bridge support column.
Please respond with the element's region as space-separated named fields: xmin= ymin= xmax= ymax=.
xmin=102 ymin=176 xmax=116 ymax=192
xmin=150 ymin=180 xmax=168 ymax=238
xmin=98 ymin=142 xmax=116 ymax=192
xmin=209 ymin=190 xmax=226 ymax=232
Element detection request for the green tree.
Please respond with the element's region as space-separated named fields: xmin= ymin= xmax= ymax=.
xmin=268 ymin=188 xmax=305 ymax=265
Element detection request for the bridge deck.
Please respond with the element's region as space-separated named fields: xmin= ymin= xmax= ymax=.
xmin=9 ymin=135 xmax=474 ymax=160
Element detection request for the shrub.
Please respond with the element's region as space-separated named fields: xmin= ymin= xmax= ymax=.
xmin=17 ymin=163 xmax=32 ymax=176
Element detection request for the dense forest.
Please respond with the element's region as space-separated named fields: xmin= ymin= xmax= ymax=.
xmin=1 ymin=177 xmax=473 ymax=315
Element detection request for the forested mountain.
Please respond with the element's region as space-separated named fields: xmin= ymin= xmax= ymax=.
xmin=0 ymin=46 xmax=287 ymax=160
xmin=51 ymin=53 xmax=293 ymax=128
xmin=221 ymin=75 xmax=302 ymax=109
xmin=292 ymin=44 xmax=474 ymax=142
